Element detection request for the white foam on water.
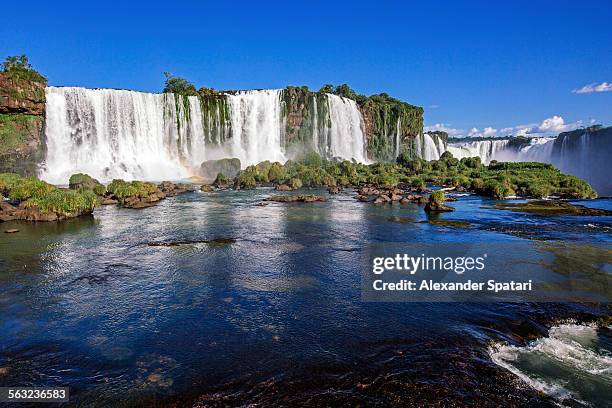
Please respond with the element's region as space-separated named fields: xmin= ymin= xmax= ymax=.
xmin=489 ymin=323 xmax=612 ymax=406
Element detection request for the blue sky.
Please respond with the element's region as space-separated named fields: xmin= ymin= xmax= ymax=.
xmin=2 ymin=0 xmax=610 ymax=137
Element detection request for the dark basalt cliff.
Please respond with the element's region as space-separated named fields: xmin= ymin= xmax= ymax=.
xmin=0 ymin=73 xmax=46 ymax=175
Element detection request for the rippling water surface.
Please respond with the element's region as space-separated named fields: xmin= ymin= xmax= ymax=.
xmin=0 ymin=189 xmax=610 ymax=406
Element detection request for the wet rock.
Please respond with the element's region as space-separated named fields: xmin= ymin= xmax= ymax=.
xmin=417 ymin=196 xmax=429 ymax=205
xmin=200 ymin=158 xmax=241 ymax=181
xmin=4 ymin=228 xmax=19 ymax=233
xmin=391 ymin=194 xmax=402 ymax=201
xmin=148 ymin=237 xmax=237 ymax=247
xmin=424 ymin=201 xmax=455 ymax=212
xmin=158 ymin=181 xmax=192 ymax=197
xmin=264 ymin=195 xmax=326 ymax=203
xmin=327 ymin=186 xmax=341 ymax=194
xmin=374 ymin=194 xmax=391 ymax=204
xmin=399 ymin=198 xmax=410 ymax=204
xmin=101 ymin=197 xmax=119 ymax=205
xmin=494 ymin=200 xmax=612 ymax=216
xmin=428 ymin=219 xmax=471 ymax=228
xmin=357 ymin=195 xmax=370 ymax=202
xmin=275 ymin=184 xmax=292 ymax=191
xmin=200 ymin=184 xmax=214 ymax=192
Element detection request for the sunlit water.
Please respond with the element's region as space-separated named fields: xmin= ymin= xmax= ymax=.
xmin=0 ymin=190 xmax=610 ymax=406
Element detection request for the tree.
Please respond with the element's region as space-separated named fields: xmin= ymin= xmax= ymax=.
xmin=319 ymin=84 xmax=334 ymax=93
xmin=162 ymin=72 xmax=197 ymax=95
xmin=2 ymin=55 xmax=47 ymax=83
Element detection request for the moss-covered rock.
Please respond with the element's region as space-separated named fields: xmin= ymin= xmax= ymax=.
xmin=494 ymin=200 xmax=612 ymax=216
xmin=0 ymin=173 xmax=97 ymax=221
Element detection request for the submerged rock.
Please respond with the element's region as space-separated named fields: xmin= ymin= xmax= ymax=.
xmin=494 ymin=200 xmax=612 ymax=216
xmin=424 ymin=202 xmax=455 ymax=212
xmin=265 ymin=195 xmax=326 ymax=203
xmin=148 ymin=237 xmax=237 ymax=247
xmin=4 ymin=228 xmax=19 ymax=233
xmin=428 ymin=219 xmax=471 ymax=228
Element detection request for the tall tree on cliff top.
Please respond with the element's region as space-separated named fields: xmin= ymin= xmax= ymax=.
xmin=162 ymin=72 xmax=197 ymax=96
xmin=2 ymin=55 xmax=47 ymax=84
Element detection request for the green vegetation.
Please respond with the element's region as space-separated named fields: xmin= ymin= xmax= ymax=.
xmin=0 ymin=173 xmax=97 ymax=216
xmin=224 ymin=151 xmax=595 ymax=200
xmin=107 ymin=179 xmax=158 ymax=199
xmin=2 ymin=55 xmax=47 ymax=84
xmin=494 ymin=200 xmax=611 ymax=216
xmin=430 ymin=190 xmax=445 ymax=205
xmin=0 ymin=114 xmax=40 ymax=154
xmin=214 ymin=172 xmax=230 ymax=185
xmin=162 ymin=72 xmax=197 ymax=96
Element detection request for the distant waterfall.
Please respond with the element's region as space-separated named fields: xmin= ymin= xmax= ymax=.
xmin=446 ymin=139 xmax=512 ymax=163
xmin=41 ymin=87 xmax=371 ymax=184
xmin=444 ymin=131 xmax=611 ymax=195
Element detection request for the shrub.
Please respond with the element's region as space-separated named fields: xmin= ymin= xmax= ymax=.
xmin=289 ymin=178 xmax=303 ymax=189
xmin=430 ymin=190 xmax=445 ymax=205
xmin=268 ymin=162 xmax=286 ymax=183
xmin=2 ymin=55 xmax=47 ymax=83
xmin=214 ymin=173 xmax=230 ymax=185
xmin=24 ymin=189 xmax=97 ymax=216
xmin=9 ymin=177 xmax=55 ymax=201
xmin=107 ymin=179 xmax=157 ymax=199
xmin=235 ymin=172 xmax=256 ymax=189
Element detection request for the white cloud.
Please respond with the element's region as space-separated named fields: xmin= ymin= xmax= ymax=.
xmin=425 ymin=115 xmax=586 ymax=138
xmin=423 ymin=123 xmax=463 ymax=136
xmin=573 ymin=82 xmax=612 ymax=94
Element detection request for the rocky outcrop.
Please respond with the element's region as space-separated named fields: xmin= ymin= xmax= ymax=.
xmin=0 ymin=73 xmax=46 ymax=176
xmin=200 ymin=158 xmax=241 ymax=181
xmin=264 ymin=195 xmax=327 ymax=203
xmin=0 ymin=74 xmax=45 ymax=115
xmin=0 ymin=200 xmax=93 ymax=222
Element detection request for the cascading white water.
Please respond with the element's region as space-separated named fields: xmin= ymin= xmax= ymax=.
xmin=325 ymin=94 xmax=368 ymax=162
xmin=42 ymin=87 xmax=200 ymax=184
xmin=416 ymin=133 xmax=445 ymax=160
xmin=445 ymin=139 xmax=513 ymax=163
xmin=442 ymin=132 xmax=611 ymax=194
xmin=226 ymin=90 xmax=286 ymax=166
xmin=41 ymin=87 xmax=372 ymax=184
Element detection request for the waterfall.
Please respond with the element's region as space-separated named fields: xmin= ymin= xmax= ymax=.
xmin=445 ymin=139 xmax=512 ymax=163
xmin=226 ymin=90 xmax=286 ymax=166
xmin=416 ymin=133 xmax=445 ymax=160
xmin=444 ymin=131 xmax=611 ymax=195
xmin=324 ymin=94 xmax=368 ymax=162
xmin=41 ymin=87 xmax=373 ymax=184
xmin=42 ymin=87 xmax=199 ymax=184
